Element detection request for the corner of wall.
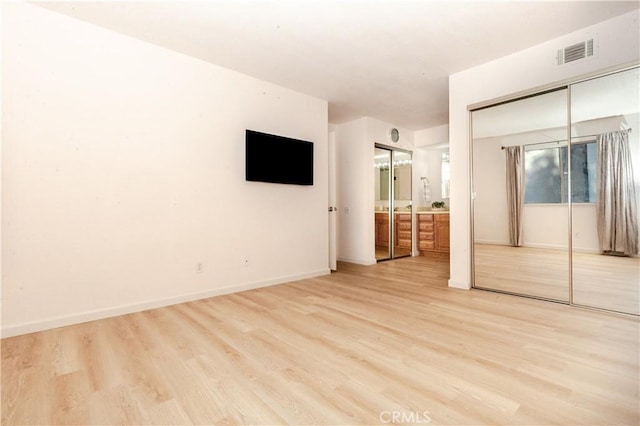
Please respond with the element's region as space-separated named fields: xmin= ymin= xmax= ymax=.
xmin=448 ymin=279 xmax=471 ymax=290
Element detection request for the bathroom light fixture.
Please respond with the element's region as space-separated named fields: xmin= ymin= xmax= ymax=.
xmin=374 ymin=159 xmax=412 ymax=169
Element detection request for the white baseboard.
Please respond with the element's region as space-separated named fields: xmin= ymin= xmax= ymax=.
xmin=571 ymin=247 xmax=600 ymax=254
xmin=1 ymin=268 xmax=330 ymax=338
xmin=474 ymin=239 xmax=509 ymax=245
xmin=337 ymin=256 xmax=377 ymax=266
xmin=448 ymin=279 xmax=471 ymax=290
xmin=475 ymin=240 xmax=600 ymax=253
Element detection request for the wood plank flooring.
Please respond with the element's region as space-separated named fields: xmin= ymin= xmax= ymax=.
xmin=474 ymin=243 xmax=640 ymax=314
xmin=2 ymin=256 xmax=639 ymax=425
xmin=474 ymin=244 xmax=570 ymax=301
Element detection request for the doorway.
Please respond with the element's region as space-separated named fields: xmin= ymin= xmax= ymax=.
xmin=374 ymin=145 xmax=412 ymax=261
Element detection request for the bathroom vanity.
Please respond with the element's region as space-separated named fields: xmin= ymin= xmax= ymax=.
xmin=417 ymin=212 xmax=450 ymax=254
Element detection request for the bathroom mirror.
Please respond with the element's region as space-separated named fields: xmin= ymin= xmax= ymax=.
xmin=377 ymin=168 xmax=390 ymax=201
xmin=375 ymin=151 xmax=412 ymax=202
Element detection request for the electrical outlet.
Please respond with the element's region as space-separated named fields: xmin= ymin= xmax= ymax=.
xmin=196 ymin=262 xmax=204 ymax=274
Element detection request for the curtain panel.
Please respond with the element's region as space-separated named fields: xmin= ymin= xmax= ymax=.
xmin=596 ymin=130 xmax=639 ymax=256
xmin=505 ymin=146 xmax=524 ymax=247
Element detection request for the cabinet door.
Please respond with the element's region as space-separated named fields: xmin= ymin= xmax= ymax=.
xmin=436 ymin=222 xmax=450 ymax=252
xmin=380 ymin=222 xmax=389 ymax=245
xmin=419 ymin=222 xmax=434 ymax=232
xmin=375 ymin=213 xmax=390 ymax=246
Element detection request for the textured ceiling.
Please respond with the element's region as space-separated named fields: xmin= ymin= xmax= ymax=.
xmin=35 ymin=1 xmax=640 ymax=130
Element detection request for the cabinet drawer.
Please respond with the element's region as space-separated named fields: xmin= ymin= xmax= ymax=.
xmin=398 ymin=239 xmax=412 ymax=248
xmin=419 ymin=222 xmax=434 ymax=232
xmin=397 ymin=214 xmax=411 ymax=221
xmin=435 ymin=214 xmax=449 ymax=222
xmin=419 ymin=231 xmax=434 ymax=241
xmin=418 ymin=214 xmax=434 ymax=222
xmin=375 ymin=214 xmax=389 ymax=222
xmin=398 ymin=222 xmax=412 ymax=231
xmin=398 ymin=231 xmax=412 ymax=240
xmin=419 ymin=241 xmax=435 ymax=250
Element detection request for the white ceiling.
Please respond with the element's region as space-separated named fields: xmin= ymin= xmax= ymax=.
xmin=35 ymin=1 xmax=640 ymax=131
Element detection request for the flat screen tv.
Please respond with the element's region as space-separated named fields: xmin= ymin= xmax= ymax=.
xmin=245 ymin=130 xmax=314 ymax=185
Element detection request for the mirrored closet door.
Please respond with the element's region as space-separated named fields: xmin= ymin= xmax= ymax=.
xmin=570 ymin=67 xmax=639 ymax=315
xmin=471 ymin=66 xmax=639 ymax=315
xmin=472 ymin=88 xmax=570 ymax=301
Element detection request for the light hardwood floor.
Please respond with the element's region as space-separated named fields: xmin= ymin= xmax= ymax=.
xmin=2 ymin=256 xmax=639 ymax=425
xmin=474 ymin=243 xmax=640 ymax=314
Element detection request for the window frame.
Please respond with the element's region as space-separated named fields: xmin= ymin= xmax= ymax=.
xmin=522 ymin=139 xmax=597 ymax=205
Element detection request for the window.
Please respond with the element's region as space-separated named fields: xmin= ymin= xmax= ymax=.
xmin=569 ymin=142 xmax=597 ymax=203
xmin=524 ymin=141 xmax=596 ymax=204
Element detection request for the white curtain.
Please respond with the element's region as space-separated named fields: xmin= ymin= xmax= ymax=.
xmin=596 ymin=131 xmax=639 ymax=256
xmin=505 ymin=146 xmax=524 ymax=247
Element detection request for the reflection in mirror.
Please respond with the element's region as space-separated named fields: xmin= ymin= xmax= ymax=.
xmin=394 ymin=151 xmax=413 ymax=257
xmin=375 ymin=147 xmax=392 ymax=260
xmin=570 ymin=67 xmax=639 ymax=315
xmin=374 ymin=147 xmax=413 ymax=260
xmin=441 ymin=152 xmax=450 ymax=199
xmin=472 ymin=88 xmax=570 ymax=301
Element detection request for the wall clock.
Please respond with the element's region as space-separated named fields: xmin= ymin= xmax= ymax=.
xmin=389 ymin=128 xmax=400 ymax=143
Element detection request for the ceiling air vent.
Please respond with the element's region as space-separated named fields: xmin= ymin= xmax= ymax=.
xmin=557 ymin=39 xmax=594 ymax=65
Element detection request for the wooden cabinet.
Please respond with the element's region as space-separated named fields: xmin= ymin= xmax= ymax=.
xmin=417 ymin=213 xmax=449 ymax=254
xmin=376 ymin=212 xmax=412 ymax=255
xmin=435 ymin=215 xmax=450 ymax=252
xmin=418 ymin=214 xmax=435 ymax=251
xmin=375 ymin=213 xmax=389 ymax=247
xmin=395 ymin=214 xmax=412 ymax=250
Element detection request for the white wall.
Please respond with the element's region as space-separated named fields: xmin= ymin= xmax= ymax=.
xmin=335 ymin=117 xmax=414 ymax=263
xmin=1 ymin=3 xmax=329 ymax=336
xmin=449 ymin=10 xmax=640 ymax=289
xmin=335 ymin=118 xmax=372 ymax=264
xmin=472 ymin=137 xmax=509 ymax=245
xmin=415 ymin=125 xmax=448 ymax=148
xmin=414 ymin=147 xmax=448 ymax=206
xmin=414 ymin=125 xmax=449 ymax=205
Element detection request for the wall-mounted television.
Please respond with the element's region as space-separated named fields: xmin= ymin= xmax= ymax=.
xmin=245 ymin=129 xmax=314 ymax=186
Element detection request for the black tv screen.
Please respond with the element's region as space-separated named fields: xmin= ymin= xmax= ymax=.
xmin=245 ymin=130 xmax=314 ymax=185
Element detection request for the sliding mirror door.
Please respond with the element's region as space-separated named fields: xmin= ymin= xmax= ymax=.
xmin=472 ymin=89 xmax=570 ymax=301
xmin=374 ymin=146 xmax=413 ymax=261
xmin=570 ymin=67 xmax=640 ymax=314
xmin=393 ymin=151 xmax=413 ymax=258
xmin=375 ymin=147 xmax=392 ymax=260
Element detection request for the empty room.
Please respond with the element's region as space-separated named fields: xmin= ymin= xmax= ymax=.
xmin=2 ymin=1 xmax=639 ymax=425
